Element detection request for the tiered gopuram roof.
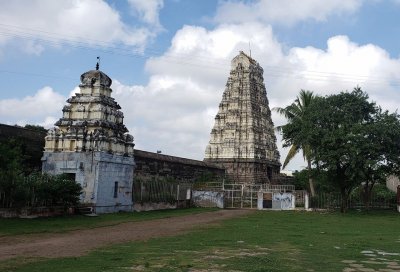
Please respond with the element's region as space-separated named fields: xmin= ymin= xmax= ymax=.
xmin=44 ymin=65 xmax=134 ymax=156
xmin=204 ymin=51 xmax=280 ymax=183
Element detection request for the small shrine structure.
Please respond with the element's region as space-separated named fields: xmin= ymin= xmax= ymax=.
xmin=42 ymin=63 xmax=135 ymax=213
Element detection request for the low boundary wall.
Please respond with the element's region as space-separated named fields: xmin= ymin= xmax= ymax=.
xmin=134 ymin=149 xmax=225 ymax=182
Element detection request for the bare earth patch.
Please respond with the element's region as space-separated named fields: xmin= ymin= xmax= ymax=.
xmin=342 ymin=250 xmax=400 ymax=272
xmin=0 ymin=209 xmax=253 ymax=261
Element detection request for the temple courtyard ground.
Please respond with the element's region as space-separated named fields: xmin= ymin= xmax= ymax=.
xmin=0 ymin=208 xmax=399 ymax=271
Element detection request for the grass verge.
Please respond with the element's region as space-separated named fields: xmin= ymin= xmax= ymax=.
xmin=2 ymin=210 xmax=400 ymax=271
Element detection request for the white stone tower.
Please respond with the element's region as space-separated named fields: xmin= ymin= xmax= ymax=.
xmin=42 ymin=63 xmax=135 ymax=213
xmin=204 ymin=51 xmax=280 ymax=184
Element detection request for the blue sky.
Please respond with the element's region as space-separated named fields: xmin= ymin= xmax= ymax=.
xmin=1 ymin=0 xmax=400 ymax=171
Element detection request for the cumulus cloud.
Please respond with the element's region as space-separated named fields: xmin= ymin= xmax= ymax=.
xmin=146 ymin=23 xmax=283 ymax=89
xmin=214 ymin=0 xmax=363 ymax=26
xmin=275 ymin=36 xmax=400 ymax=111
xmin=0 ymin=87 xmax=66 ymax=128
xmin=128 ymin=0 xmax=164 ymax=28
xmin=0 ymin=0 xmax=160 ymax=55
xmin=112 ymin=76 xmax=218 ymax=158
xmin=110 ymin=24 xmax=400 ymax=169
xmin=3 ymin=21 xmax=400 ymax=170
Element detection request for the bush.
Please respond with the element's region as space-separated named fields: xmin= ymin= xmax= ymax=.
xmin=33 ymin=173 xmax=82 ymax=208
xmin=0 ymin=172 xmax=82 ymax=209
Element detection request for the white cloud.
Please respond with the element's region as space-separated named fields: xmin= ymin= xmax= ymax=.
xmin=0 ymin=0 xmax=158 ymax=55
xmin=278 ymin=35 xmax=400 ymax=108
xmin=111 ymin=24 xmax=400 ymax=170
xmin=214 ymin=0 xmax=363 ymax=26
xmin=145 ymin=23 xmax=283 ymax=89
xmin=39 ymin=116 xmax=59 ymax=128
xmin=3 ymin=21 xmax=400 ymax=170
xmin=69 ymin=87 xmax=81 ymax=98
xmin=128 ymin=0 xmax=164 ymax=28
xmin=20 ymin=40 xmax=45 ymax=56
xmin=0 ymin=87 xmax=66 ymax=128
xmin=112 ymin=76 xmax=218 ymax=158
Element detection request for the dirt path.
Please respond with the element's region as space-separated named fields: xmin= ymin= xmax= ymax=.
xmin=0 ymin=209 xmax=253 ymax=261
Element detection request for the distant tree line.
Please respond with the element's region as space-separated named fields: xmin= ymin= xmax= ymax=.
xmin=23 ymin=124 xmax=48 ymax=133
xmin=276 ymin=87 xmax=400 ymax=212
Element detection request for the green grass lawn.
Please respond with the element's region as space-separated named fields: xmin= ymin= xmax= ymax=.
xmin=0 ymin=208 xmax=217 ymax=236
xmin=2 ymin=210 xmax=400 ymax=272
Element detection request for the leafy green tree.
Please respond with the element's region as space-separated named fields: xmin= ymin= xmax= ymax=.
xmin=275 ymin=90 xmax=317 ymax=196
xmin=352 ymin=109 xmax=400 ymax=209
xmin=0 ymin=140 xmax=24 ymax=207
xmin=295 ymin=87 xmax=400 ymax=212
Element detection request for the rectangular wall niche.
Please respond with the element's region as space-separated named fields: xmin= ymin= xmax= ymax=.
xmin=114 ymin=181 xmax=118 ymax=198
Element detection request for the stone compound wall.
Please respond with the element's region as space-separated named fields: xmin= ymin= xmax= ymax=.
xmin=134 ymin=149 xmax=225 ymax=182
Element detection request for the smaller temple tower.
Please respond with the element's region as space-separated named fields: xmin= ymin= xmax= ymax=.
xmin=204 ymin=51 xmax=280 ymax=184
xmin=42 ymin=63 xmax=135 ymax=213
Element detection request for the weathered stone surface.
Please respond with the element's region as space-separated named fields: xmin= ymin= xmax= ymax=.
xmin=42 ymin=151 xmax=134 ymax=213
xmin=80 ymin=69 xmax=112 ymax=88
xmin=44 ymin=67 xmax=133 ymax=156
xmin=42 ymin=66 xmax=135 ymax=213
xmin=134 ymin=149 xmax=225 ymax=182
xmin=204 ymin=51 xmax=280 ymax=184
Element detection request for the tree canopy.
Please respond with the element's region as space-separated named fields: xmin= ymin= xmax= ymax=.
xmin=24 ymin=124 xmax=47 ymax=133
xmin=281 ymin=87 xmax=400 ymax=212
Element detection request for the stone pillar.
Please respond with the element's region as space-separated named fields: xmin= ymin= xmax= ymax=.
xmin=305 ymin=192 xmax=309 ymax=210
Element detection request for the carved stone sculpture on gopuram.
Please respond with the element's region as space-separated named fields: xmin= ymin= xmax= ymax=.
xmin=42 ymin=63 xmax=135 ymax=213
xmin=204 ymin=51 xmax=281 ymax=184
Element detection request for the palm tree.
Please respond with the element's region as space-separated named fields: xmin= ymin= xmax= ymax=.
xmin=274 ymin=90 xmax=316 ymax=196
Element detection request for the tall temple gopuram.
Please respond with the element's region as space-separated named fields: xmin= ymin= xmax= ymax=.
xmin=42 ymin=63 xmax=135 ymax=213
xmin=204 ymin=51 xmax=281 ymax=184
